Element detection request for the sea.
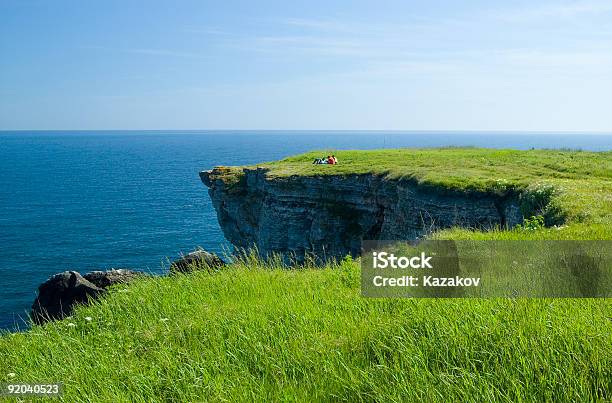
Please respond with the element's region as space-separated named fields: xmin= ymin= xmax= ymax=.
xmin=1 ymin=130 xmax=611 ymax=330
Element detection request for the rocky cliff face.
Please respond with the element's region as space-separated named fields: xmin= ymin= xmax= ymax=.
xmin=201 ymin=167 xmax=523 ymax=260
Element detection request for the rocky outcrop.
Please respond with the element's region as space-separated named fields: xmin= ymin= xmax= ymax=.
xmin=201 ymin=167 xmax=524 ymax=260
xmin=31 ymin=271 xmax=103 ymax=324
xmin=84 ymin=268 xmax=144 ymax=288
xmin=170 ymin=249 xmax=226 ymax=273
xmin=30 ymin=251 xmax=226 ymax=324
xmin=31 ymin=269 xmax=145 ymax=324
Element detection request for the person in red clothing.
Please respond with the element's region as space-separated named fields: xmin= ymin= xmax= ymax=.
xmin=327 ymin=155 xmax=335 ymax=164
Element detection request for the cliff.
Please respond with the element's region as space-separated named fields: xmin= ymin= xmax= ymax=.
xmin=200 ymin=167 xmax=522 ymax=260
xmin=200 ymin=148 xmax=611 ymax=259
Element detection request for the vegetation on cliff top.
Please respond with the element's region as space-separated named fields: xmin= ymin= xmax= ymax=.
xmin=210 ymin=148 xmax=612 ymax=239
xmin=260 ymin=148 xmax=610 ymax=191
xmin=1 ymin=256 xmax=610 ymax=401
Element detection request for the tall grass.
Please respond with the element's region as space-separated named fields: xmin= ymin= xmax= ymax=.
xmin=1 ymin=257 xmax=610 ymax=401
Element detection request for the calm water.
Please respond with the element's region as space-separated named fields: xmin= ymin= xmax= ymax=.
xmin=1 ymin=131 xmax=611 ymax=330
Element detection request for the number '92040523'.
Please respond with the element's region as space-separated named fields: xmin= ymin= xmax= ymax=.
xmin=1 ymin=383 xmax=62 ymax=396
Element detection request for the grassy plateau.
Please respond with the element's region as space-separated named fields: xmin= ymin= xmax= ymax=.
xmin=1 ymin=148 xmax=611 ymax=402
xmin=256 ymin=148 xmax=612 ymax=239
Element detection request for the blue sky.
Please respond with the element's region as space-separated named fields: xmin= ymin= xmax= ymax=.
xmin=2 ymin=0 xmax=612 ymax=131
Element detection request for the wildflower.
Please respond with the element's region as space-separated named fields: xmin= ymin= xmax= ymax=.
xmin=7 ymin=372 xmax=16 ymax=378
xmin=84 ymin=317 xmax=92 ymax=322
xmin=67 ymin=323 xmax=76 ymax=327
xmin=159 ymin=318 xmax=169 ymax=322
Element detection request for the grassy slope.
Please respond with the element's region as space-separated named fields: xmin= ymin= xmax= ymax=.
xmin=1 ymin=148 xmax=611 ymax=401
xmin=1 ymin=259 xmax=610 ymax=402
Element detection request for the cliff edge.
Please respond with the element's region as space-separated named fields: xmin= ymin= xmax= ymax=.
xmin=200 ymin=168 xmax=522 ymax=260
xmin=200 ymin=148 xmax=610 ymax=259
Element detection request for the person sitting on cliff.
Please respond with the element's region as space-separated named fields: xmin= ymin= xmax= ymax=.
xmin=332 ymin=155 xmax=338 ymax=164
xmin=327 ymin=155 xmax=335 ymax=165
xmin=312 ymin=157 xmax=327 ymax=164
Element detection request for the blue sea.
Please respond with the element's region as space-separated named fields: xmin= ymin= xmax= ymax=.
xmin=1 ymin=131 xmax=611 ymax=330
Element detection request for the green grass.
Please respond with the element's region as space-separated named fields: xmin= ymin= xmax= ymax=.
xmin=2 ymin=148 xmax=611 ymax=401
xmin=215 ymin=148 xmax=611 ymax=239
xmin=258 ymin=148 xmax=611 ymax=193
xmin=1 ymin=257 xmax=611 ymax=402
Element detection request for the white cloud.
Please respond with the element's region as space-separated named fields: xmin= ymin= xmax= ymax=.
xmin=80 ymin=45 xmax=207 ymax=59
xmin=124 ymin=48 xmax=206 ymax=59
xmin=493 ymin=0 xmax=612 ymax=22
xmin=280 ymin=18 xmax=353 ymax=32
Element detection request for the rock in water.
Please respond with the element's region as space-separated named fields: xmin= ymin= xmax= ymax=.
xmin=31 ymin=268 xmax=146 ymax=324
xmin=170 ymin=249 xmax=225 ymax=273
xmin=84 ymin=268 xmax=144 ymax=288
xmin=31 ymin=271 xmax=104 ymax=324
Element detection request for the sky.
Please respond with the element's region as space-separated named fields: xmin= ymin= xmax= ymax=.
xmin=1 ymin=0 xmax=612 ymax=131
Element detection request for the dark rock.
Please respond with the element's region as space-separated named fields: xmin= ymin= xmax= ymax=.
xmin=170 ymin=249 xmax=226 ymax=273
xmin=84 ymin=268 xmax=145 ymax=288
xmin=31 ymin=271 xmax=104 ymax=324
xmin=31 ymin=268 xmax=146 ymax=324
xmin=202 ymin=167 xmax=525 ymax=261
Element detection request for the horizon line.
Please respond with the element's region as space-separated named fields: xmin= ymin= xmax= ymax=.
xmin=2 ymin=129 xmax=612 ymax=135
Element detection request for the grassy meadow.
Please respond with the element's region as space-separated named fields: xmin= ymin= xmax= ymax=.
xmin=1 ymin=257 xmax=610 ymax=402
xmin=1 ymin=148 xmax=611 ymax=401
